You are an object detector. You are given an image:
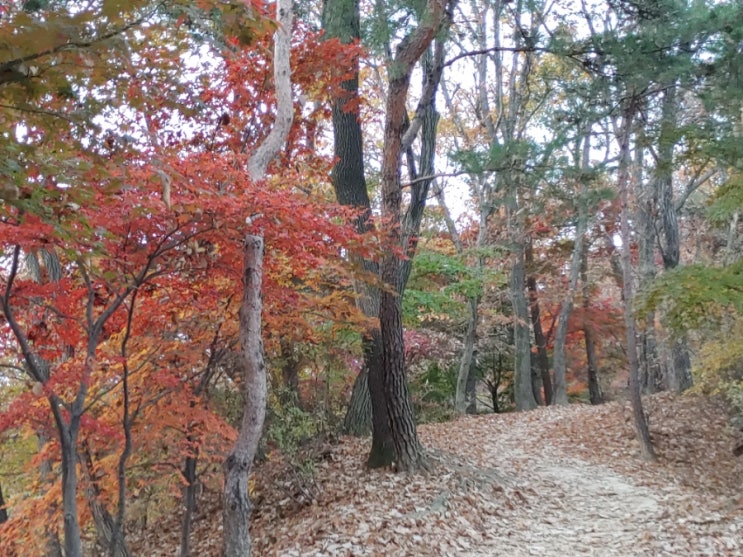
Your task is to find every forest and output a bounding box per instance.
[0,0,742,555]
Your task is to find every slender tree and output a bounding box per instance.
[222,0,294,553]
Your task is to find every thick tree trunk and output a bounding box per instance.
[364,329,395,467]
[322,0,393,451]
[510,242,537,411]
[656,85,692,392]
[375,0,449,471]
[618,109,656,461]
[223,236,267,557]
[378,278,423,470]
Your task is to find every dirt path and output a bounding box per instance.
[140,394,743,556]
[431,400,743,557]
[465,450,662,556]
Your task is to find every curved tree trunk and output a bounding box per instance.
[375,0,450,471]
[223,1,294,553]
[222,236,267,557]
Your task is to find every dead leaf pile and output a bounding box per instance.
[129,393,742,556]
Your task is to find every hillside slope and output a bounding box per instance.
[133,393,743,556]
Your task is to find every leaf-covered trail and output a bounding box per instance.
[134,394,743,556]
[428,395,743,557]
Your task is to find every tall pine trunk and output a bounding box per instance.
[617,106,656,461]
[552,131,590,406]
[656,84,692,392]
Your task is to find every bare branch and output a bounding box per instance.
[247,0,294,181]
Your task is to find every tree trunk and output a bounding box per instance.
[378,279,423,470]
[180,453,198,557]
[375,0,449,471]
[364,329,395,467]
[553,130,592,405]
[223,236,267,557]
[181,342,223,557]
[527,274,552,405]
[465,356,478,414]
[656,84,692,392]
[280,338,300,404]
[633,122,664,394]
[581,245,604,405]
[222,0,294,549]
[526,244,553,405]
[322,0,393,451]
[0,483,7,524]
[342,369,372,436]
[618,108,656,461]
[81,441,130,557]
[61,425,83,557]
[455,297,479,413]
[510,242,537,411]
[436,159,485,415]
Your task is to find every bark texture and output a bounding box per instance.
[618,108,656,461]
[526,266,553,406]
[655,85,692,392]
[510,242,537,411]
[222,237,267,557]
[223,1,294,553]
[377,0,451,471]
[581,245,604,405]
[322,0,389,448]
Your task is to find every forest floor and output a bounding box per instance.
[134,393,743,556]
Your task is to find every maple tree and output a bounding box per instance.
[1,0,743,554]
[0,1,371,555]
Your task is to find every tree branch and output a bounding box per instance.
[0,3,165,86]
